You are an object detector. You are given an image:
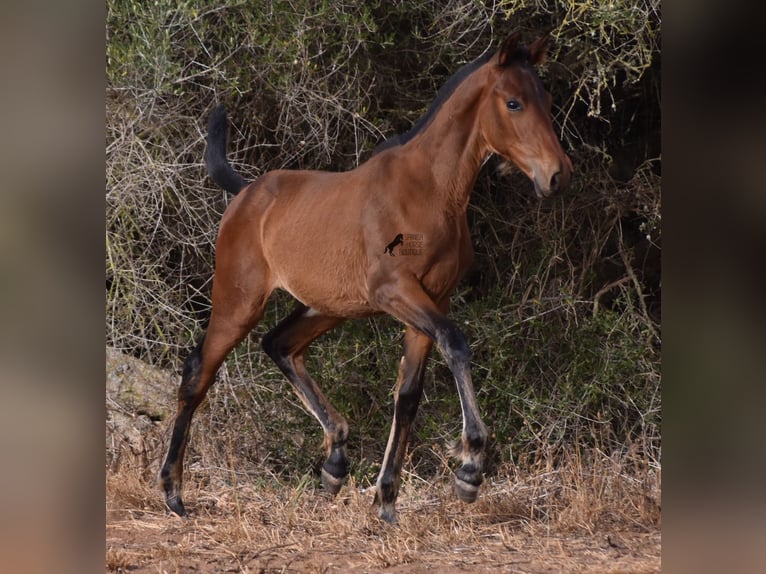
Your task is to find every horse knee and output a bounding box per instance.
[437,322,471,369]
[261,330,291,370]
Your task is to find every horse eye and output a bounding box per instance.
[506,99,522,112]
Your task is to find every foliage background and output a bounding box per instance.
[106,0,661,486]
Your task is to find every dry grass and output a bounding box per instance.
[106,341,660,572]
[106,430,660,573]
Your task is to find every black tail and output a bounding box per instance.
[204,104,247,196]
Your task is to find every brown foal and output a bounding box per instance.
[160,31,572,523]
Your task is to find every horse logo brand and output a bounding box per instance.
[384,233,424,256]
[384,234,404,255]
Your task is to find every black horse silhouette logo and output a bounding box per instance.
[384,233,404,256]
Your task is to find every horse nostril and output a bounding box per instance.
[550,171,561,192]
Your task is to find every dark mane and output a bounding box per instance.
[372,49,495,156]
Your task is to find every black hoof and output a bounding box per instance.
[321,448,348,494]
[454,464,482,503]
[161,471,187,516]
[378,505,398,524]
[372,489,398,523]
[454,479,480,503]
[165,495,187,517]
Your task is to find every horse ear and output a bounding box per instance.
[529,33,550,65]
[497,31,522,67]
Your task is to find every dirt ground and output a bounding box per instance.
[106,479,660,573]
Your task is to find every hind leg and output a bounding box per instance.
[260,304,349,493]
[160,240,271,516]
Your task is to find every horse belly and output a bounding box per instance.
[264,228,372,317]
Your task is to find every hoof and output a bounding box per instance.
[161,472,187,516]
[320,467,345,495]
[453,478,480,503]
[378,506,398,524]
[454,464,482,503]
[321,447,348,495]
[165,495,187,517]
[372,485,398,524]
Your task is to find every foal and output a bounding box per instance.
[161,31,572,523]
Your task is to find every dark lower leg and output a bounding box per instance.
[451,415,488,503]
[160,337,208,516]
[160,309,260,515]
[374,328,431,523]
[160,410,192,515]
[395,310,487,502]
[436,323,488,502]
[262,306,349,492]
[370,282,488,510]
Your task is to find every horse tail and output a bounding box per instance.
[204,104,247,196]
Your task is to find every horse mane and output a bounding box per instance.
[371,49,495,156]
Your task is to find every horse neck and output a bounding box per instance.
[409,66,491,213]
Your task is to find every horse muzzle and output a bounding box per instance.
[533,155,572,199]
